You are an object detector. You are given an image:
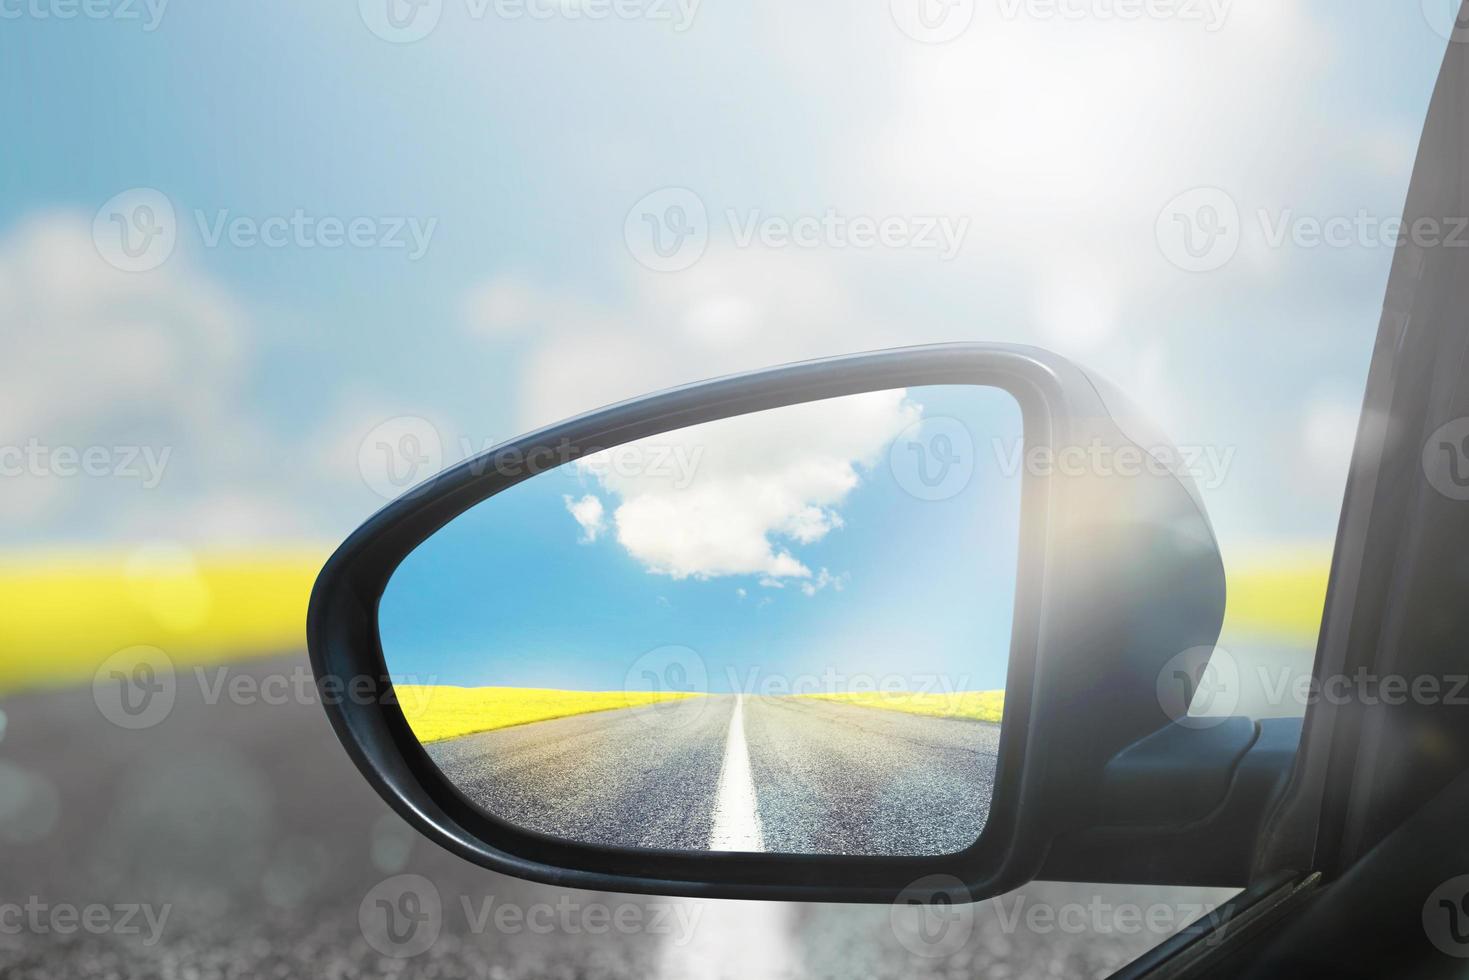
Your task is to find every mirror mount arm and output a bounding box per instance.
[1040,717,1304,886]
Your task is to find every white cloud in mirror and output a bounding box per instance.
[572,389,921,583]
[562,494,607,543]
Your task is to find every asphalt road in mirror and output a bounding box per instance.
[0,655,1234,978]
[426,694,998,855]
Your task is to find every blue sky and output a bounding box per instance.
[0,3,1456,698]
[380,385,1024,691]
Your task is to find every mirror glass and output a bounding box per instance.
[379,384,1023,856]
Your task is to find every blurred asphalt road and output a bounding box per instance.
[429,694,996,855]
[0,654,1232,979]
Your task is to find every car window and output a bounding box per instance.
[0,2,1454,977]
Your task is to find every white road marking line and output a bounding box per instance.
[709,693,764,852]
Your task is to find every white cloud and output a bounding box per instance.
[563,493,607,543]
[456,4,1347,454]
[800,567,848,598]
[574,389,921,582]
[0,215,241,442]
[475,248,900,433]
[0,214,272,536]
[454,0,1389,569]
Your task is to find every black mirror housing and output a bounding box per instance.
[307,343,1225,903]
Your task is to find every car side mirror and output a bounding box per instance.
[308,343,1226,902]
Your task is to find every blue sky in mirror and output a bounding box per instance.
[380,386,1022,693]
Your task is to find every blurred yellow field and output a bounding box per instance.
[393,685,704,743]
[1220,548,1333,643]
[0,546,328,695]
[0,545,1332,699]
[803,689,1006,723]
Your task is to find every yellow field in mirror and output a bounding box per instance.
[800,690,1005,723]
[392,685,1007,746]
[393,686,705,744]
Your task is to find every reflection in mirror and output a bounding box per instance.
[379,385,1023,856]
